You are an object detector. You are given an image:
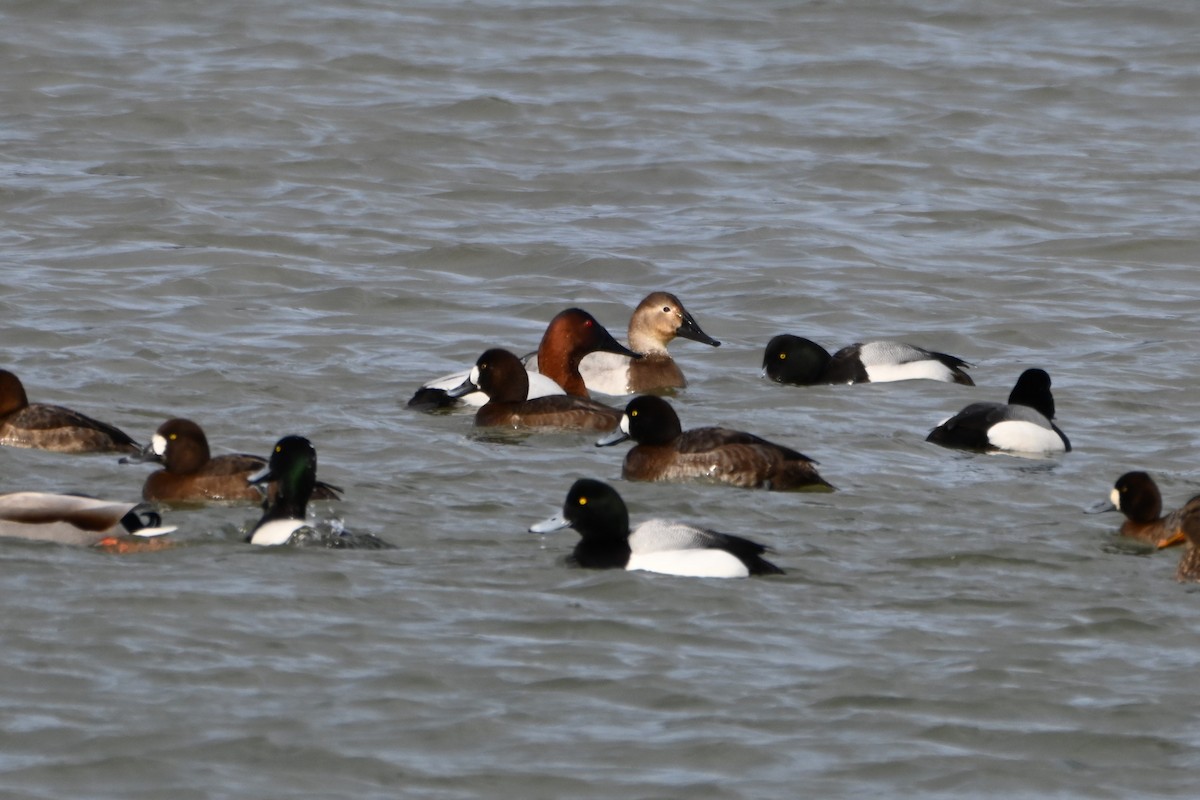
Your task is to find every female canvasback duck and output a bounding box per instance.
[529,478,784,577]
[571,292,721,395]
[408,308,638,409]
[926,368,1070,454]
[596,395,834,491]
[448,348,623,432]
[0,369,140,454]
[0,492,175,549]
[1097,472,1198,549]
[123,418,342,505]
[762,335,974,386]
[245,436,384,548]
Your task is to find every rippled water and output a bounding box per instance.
[3,0,1200,797]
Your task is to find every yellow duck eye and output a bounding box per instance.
[578,497,588,506]
[779,353,786,360]
[630,409,638,418]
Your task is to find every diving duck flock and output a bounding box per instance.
[2,290,1196,580]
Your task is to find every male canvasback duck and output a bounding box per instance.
[596,395,834,491]
[0,492,175,549]
[565,292,720,395]
[123,418,342,505]
[762,335,974,386]
[1096,472,1197,549]
[408,308,638,409]
[926,368,1070,454]
[529,478,784,577]
[447,349,623,432]
[0,369,140,454]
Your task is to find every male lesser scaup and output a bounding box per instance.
[448,348,623,432]
[529,478,784,577]
[926,368,1070,454]
[762,335,974,386]
[0,492,175,549]
[556,292,720,395]
[246,436,386,549]
[596,395,834,491]
[0,369,140,454]
[409,308,638,409]
[1097,472,1197,549]
[123,418,343,505]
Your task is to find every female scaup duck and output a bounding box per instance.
[596,395,833,491]
[0,369,140,454]
[0,492,175,549]
[447,348,623,432]
[530,478,783,577]
[762,335,974,386]
[926,368,1070,454]
[1099,472,1198,549]
[1171,508,1200,582]
[123,418,343,505]
[568,292,720,395]
[408,308,638,409]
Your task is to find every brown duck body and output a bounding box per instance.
[0,370,139,454]
[457,349,623,432]
[622,425,831,491]
[600,395,833,492]
[133,418,341,505]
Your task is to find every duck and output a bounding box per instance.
[408,308,639,409]
[1171,507,1200,582]
[530,479,783,577]
[0,492,175,549]
[1097,472,1198,549]
[244,435,386,548]
[596,395,833,491]
[925,368,1070,454]
[447,348,623,432]
[544,292,720,395]
[762,335,974,386]
[122,418,343,505]
[0,369,140,454]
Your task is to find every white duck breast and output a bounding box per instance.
[986,415,1068,454]
[577,351,635,396]
[248,519,309,547]
[625,520,752,578]
[857,342,959,383]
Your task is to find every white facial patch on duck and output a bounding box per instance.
[468,365,481,387]
[1110,487,1121,509]
[152,434,168,456]
[619,414,631,435]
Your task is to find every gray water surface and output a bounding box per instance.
[2,1,1200,797]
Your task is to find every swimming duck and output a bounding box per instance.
[409,308,638,409]
[123,418,343,505]
[529,478,784,577]
[926,368,1070,454]
[560,292,720,395]
[596,395,833,491]
[245,436,385,548]
[1098,472,1197,548]
[762,335,974,386]
[1172,508,1200,582]
[0,369,140,454]
[448,348,623,432]
[0,492,175,548]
